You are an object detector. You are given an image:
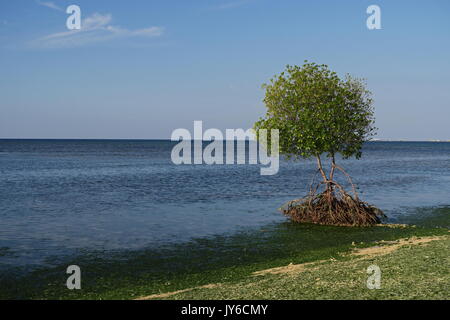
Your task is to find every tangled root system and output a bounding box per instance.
[281,183,385,227]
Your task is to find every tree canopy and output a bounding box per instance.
[254,62,376,161]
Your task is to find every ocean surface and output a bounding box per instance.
[1,140,450,270]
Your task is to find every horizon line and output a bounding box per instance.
[1,138,450,142]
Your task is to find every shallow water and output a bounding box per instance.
[0,140,449,269]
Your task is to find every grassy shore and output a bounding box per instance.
[1,208,449,300]
[141,235,449,300]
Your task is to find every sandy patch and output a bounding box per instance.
[252,236,448,277]
[351,236,447,258]
[136,283,221,300]
[375,223,411,228]
[252,259,329,276]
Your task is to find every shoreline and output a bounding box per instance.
[1,208,449,300]
[138,234,450,300]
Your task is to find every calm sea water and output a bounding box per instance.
[1,140,450,269]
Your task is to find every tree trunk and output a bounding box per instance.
[327,153,336,191]
[329,153,336,187]
[315,155,328,183]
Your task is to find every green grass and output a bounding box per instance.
[0,208,450,299]
[162,236,450,300]
[0,207,449,300]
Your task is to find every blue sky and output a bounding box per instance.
[1,0,449,140]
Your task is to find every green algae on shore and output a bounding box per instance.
[1,210,449,300]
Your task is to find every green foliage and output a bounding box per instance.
[254,61,376,160]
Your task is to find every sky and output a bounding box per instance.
[0,0,449,140]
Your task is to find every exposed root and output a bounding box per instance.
[280,184,385,227]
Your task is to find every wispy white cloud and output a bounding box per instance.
[30,13,164,48]
[36,0,63,12]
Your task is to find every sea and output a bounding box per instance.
[1,139,449,271]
